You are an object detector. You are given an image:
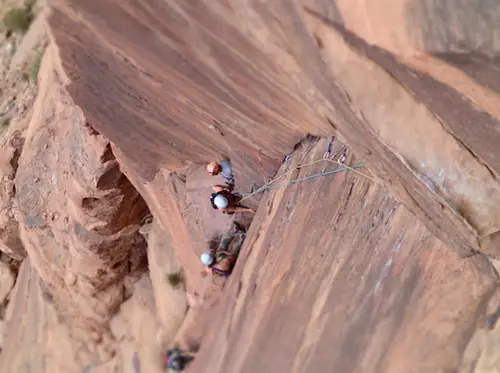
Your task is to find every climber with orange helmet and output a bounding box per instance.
[206,159,235,187]
[210,184,255,214]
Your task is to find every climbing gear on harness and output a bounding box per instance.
[338,147,347,164]
[321,137,344,172]
[200,252,214,266]
[211,266,232,278]
[213,194,229,209]
[206,161,221,175]
[323,136,335,160]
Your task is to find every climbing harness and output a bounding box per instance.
[322,143,346,172]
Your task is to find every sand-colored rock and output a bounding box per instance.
[47,0,335,192]
[9,7,48,71]
[0,120,27,260]
[300,8,500,257]
[0,262,14,305]
[305,0,500,57]
[0,259,95,373]
[191,139,498,373]
[460,286,500,373]
[146,218,188,337]
[14,41,150,348]
[109,274,169,373]
[0,0,499,372]
[44,0,500,263]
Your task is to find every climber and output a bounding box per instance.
[210,184,255,214]
[200,221,247,277]
[206,159,235,187]
[162,346,194,372]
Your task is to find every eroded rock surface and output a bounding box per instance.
[14,43,150,351]
[108,274,169,373]
[146,218,188,337]
[1,0,500,372]
[0,262,14,306]
[0,259,91,373]
[44,0,500,263]
[192,139,498,373]
[0,122,27,260]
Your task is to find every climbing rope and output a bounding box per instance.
[239,158,374,202]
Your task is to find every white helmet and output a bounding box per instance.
[214,194,229,209]
[200,252,214,266]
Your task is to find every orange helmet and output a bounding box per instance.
[206,161,220,175]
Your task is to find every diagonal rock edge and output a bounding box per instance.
[301,7,500,257]
[22,1,500,370]
[190,138,500,373]
[44,0,500,262]
[12,41,151,360]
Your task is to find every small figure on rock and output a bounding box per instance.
[206,159,235,187]
[200,221,246,278]
[210,185,255,214]
[162,346,194,372]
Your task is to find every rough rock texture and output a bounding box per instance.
[145,218,188,337]
[0,259,91,372]
[13,42,150,352]
[1,0,500,372]
[0,262,14,305]
[45,0,500,262]
[108,274,169,373]
[0,120,27,260]
[47,0,334,193]
[0,0,48,261]
[300,3,500,256]
[191,139,499,373]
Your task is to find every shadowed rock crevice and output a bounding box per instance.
[11,44,153,361]
[435,52,500,95]
[0,127,28,262]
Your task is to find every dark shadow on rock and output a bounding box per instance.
[305,9,500,178]
[207,235,221,251]
[302,0,344,28]
[406,0,500,56]
[436,52,500,95]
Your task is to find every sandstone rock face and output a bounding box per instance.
[46,0,500,263]
[301,3,500,256]
[0,259,90,373]
[109,274,169,373]
[0,262,14,305]
[14,43,150,347]
[192,139,498,373]
[47,0,334,193]
[0,124,27,260]
[1,0,499,372]
[146,218,188,337]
